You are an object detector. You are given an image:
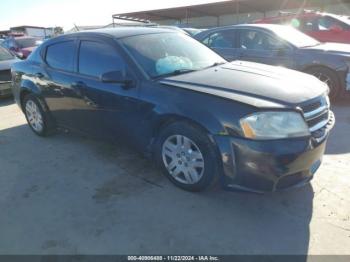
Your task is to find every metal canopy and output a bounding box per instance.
[113,0,350,22]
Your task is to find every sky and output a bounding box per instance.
[0,0,225,31]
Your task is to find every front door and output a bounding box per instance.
[68,39,140,140]
[237,29,295,68]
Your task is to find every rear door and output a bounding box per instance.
[201,29,240,61]
[41,39,79,128]
[237,28,295,68]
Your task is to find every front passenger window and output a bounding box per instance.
[239,30,285,51]
[78,41,125,78]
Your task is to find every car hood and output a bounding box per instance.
[303,42,350,56]
[159,61,327,108]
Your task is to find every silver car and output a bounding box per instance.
[0,46,18,97]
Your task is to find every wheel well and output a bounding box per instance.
[155,115,212,139]
[149,115,217,156]
[19,90,31,111]
[303,65,340,82]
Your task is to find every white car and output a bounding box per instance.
[0,46,18,97]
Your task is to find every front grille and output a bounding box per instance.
[302,101,322,113]
[300,95,330,134]
[0,69,11,82]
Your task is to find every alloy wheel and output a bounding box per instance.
[162,135,205,185]
[25,100,44,133]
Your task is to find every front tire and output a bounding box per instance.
[306,67,340,101]
[155,122,220,192]
[23,94,54,137]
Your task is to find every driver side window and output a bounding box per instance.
[78,41,126,78]
[239,30,286,51]
[202,30,235,48]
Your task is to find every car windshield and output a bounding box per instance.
[271,26,321,48]
[0,47,14,61]
[121,32,226,78]
[15,38,37,48]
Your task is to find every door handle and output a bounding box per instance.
[71,81,86,88]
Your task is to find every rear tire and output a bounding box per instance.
[23,94,55,137]
[306,67,340,101]
[155,122,220,192]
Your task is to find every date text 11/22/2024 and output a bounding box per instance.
[127,256,219,261]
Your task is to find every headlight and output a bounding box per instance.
[240,111,310,140]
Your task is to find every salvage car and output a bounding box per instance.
[11,28,334,192]
[0,46,18,97]
[196,24,350,100]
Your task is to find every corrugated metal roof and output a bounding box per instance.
[114,0,350,21]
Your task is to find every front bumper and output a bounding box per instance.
[214,113,335,193]
[0,81,12,97]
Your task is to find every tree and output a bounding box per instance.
[54,27,64,35]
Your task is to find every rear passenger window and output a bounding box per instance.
[78,41,125,78]
[46,41,75,71]
[203,30,235,48]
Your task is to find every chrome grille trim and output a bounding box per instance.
[301,96,330,133]
[303,105,328,119]
[309,119,329,133]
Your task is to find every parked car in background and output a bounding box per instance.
[196,24,350,100]
[255,11,350,44]
[0,46,18,97]
[12,28,334,192]
[1,36,38,59]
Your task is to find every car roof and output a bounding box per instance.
[65,27,177,39]
[201,23,288,33]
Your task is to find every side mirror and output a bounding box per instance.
[100,70,133,87]
[330,25,343,33]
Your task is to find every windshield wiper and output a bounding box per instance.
[301,43,322,48]
[204,61,226,69]
[153,69,198,80]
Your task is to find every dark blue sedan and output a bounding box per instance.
[195,24,350,100]
[11,27,334,192]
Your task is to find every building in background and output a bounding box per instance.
[10,26,54,39]
[0,30,11,38]
[113,0,350,28]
